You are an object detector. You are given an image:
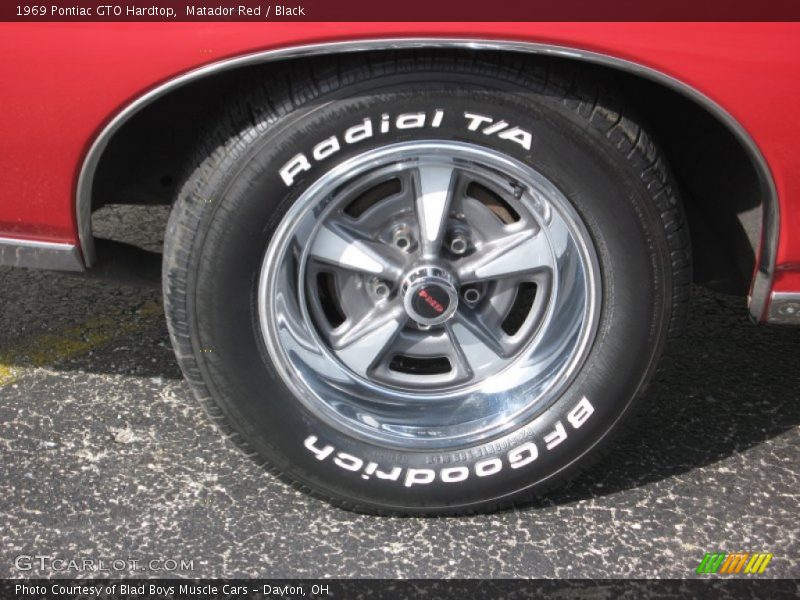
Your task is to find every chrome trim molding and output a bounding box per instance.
[0,237,84,272]
[767,292,800,324]
[75,37,779,319]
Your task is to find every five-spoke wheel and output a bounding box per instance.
[260,142,600,448]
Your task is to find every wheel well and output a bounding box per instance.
[90,48,764,295]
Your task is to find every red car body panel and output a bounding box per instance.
[1,22,799,293]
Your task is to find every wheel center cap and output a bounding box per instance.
[401,266,459,326]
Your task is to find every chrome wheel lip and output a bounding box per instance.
[259,140,601,450]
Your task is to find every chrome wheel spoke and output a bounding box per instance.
[452,311,508,358]
[310,224,403,279]
[458,230,553,284]
[446,318,505,377]
[414,165,456,258]
[442,324,476,382]
[333,306,408,377]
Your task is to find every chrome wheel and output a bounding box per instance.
[259,141,601,449]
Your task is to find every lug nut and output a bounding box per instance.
[369,277,392,299]
[463,287,481,304]
[374,281,391,298]
[393,227,413,252]
[449,234,469,255]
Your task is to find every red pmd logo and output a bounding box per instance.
[418,289,445,314]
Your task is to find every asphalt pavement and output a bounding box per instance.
[1,205,798,579]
